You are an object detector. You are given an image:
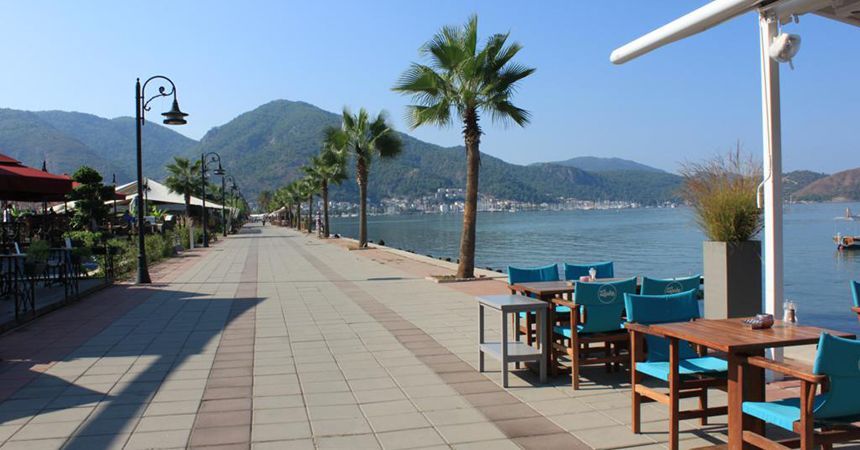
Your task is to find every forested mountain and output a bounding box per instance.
[544,156,664,173]
[795,169,860,201]
[783,170,829,197]
[192,100,683,204]
[0,108,197,182]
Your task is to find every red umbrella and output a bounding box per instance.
[0,153,73,201]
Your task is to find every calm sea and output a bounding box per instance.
[330,202,860,333]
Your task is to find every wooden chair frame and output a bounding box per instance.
[627,322,728,450]
[852,306,860,323]
[740,356,860,450]
[551,298,628,389]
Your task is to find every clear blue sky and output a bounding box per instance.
[1,1,857,173]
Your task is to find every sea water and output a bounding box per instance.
[330,202,860,332]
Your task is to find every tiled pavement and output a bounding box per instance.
[0,223,850,449]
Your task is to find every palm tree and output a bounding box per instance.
[164,156,202,226]
[307,147,347,238]
[323,108,402,247]
[393,15,535,278]
[286,182,303,230]
[257,190,273,212]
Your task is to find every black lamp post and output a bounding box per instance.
[135,76,188,284]
[200,152,222,248]
[222,175,237,236]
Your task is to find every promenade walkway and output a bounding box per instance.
[0,224,747,449]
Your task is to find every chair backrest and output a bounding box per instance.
[812,333,860,420]
[641,275,702,296]
[574,277,637,333]
[624,290,700,362]
[507,264,559,285]
[852,280,860,308]
[564,261,614,280]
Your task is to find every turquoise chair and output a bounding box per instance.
[563,261,614,280]
[624,290,728,450]
[507,264,559,286]
[640,275,701,296]
[741,333,860,449]
[551,277,636,389]
[507,264,560,346]
[852,281,860,323]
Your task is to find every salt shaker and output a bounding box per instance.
[783,301,797,325]
[588,267,597,281]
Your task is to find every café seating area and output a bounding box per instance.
[496,261,860,450]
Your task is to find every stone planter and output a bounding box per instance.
[703,240,762,319]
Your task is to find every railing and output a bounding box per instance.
[0,244,116,324]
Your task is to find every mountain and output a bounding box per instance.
[0,108,197,182]
[782,170,828,197]
[545,156,665,173]
[795,169,860,201]
[194,100,682,204]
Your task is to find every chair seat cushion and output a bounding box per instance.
[635,356,727,381]
[742,396,826,431]
[552,324,625,338]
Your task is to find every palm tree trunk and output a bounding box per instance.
[357,157,368,247]
[296,203,302,231]
[307,196,313,234]
[458,108,481,279]
[322,181,330,238]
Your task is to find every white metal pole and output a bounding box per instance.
[759,13,784,363]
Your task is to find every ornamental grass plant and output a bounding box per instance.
[680,149,763,242]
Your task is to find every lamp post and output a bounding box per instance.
[135,76,188,284]
[200,152,222,248]
[112,173,117,220]
[222,175,237,236]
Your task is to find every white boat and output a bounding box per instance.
[834,208,860,250]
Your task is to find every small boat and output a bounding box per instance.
[834,208,860,250]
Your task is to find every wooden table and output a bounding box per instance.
[853,306,860,322]
[650,318,855,449]
[477,295,548,387]
[508,280,576,300]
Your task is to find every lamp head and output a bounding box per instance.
[769,33,801,69]
[162,99,189,125]
[213,163,225,176]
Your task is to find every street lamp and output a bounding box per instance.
[135,76,188,284]
[222,175,237,236]
[200,152,222,247]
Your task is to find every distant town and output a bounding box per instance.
[327,188,676,217]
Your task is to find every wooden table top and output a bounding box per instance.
[852,306,860,314]
[508,280,575,296]
[650,318,855,353]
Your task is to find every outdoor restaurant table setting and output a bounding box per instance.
[645,317,855,449]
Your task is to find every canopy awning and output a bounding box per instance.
[609,0,859,363]
[116,178,230,211]
[0,153,73,202]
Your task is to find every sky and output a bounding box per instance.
[1,1,858,174]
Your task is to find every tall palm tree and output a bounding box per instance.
[164,156,202,225]
[307,147,347,238]
[393,15,535,278]
[323,108,402,247]
[286,182,303,230]
[298,175,319,234]
[257,190,273,212]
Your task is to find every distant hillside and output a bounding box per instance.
[194,100,682,204]
[796,168,860,201]
[0,108,197,182]
[545,156,665,173]
[783,170,828,197]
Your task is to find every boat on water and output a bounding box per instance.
[834,208,860,250]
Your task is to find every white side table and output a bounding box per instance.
[477,294,548,387]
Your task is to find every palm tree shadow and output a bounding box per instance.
[0,285,260,449]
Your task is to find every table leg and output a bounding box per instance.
[501,311,508,388]
[544,296,555,375]
[539,307,547,383]
[515,311,521,369]
[728,351,765,449]
[479,304,484,373]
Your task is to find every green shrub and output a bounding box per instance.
[680,149,762,242]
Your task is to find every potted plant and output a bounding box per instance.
[25,239,51,277]
[681,149,763,319]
